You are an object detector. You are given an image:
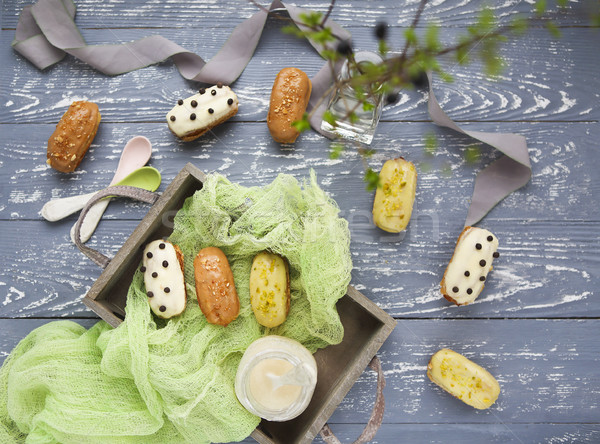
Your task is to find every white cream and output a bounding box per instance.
[249,358,302,411]
[166,85,238,138]
[235,336,317,421]
[142,240,186,318]
[444,227,499,305]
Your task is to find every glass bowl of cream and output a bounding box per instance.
[235,335,318,422]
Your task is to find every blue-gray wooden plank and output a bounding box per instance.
[2,26,599,123]
[313,424,600,444]
[1,319,599,427]
[2,0,596,28]
[0,122,598,318]
[1,122,598,222]
[1,217,598,318]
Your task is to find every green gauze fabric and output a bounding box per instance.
[0,172,352,443]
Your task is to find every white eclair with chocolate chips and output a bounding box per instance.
[166,84,238,142]
[141,240,186,318]
[440,227,500,305]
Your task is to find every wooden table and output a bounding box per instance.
[1,0,599,442]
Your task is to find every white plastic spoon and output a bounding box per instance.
[42,190,101,222]
[69,136,152,244]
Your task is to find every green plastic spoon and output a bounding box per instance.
[113,166,161,192]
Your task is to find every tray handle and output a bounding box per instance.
[73,186,160,268]
[319,355,385,444]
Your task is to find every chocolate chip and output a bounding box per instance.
[487,235,493,242]
[190,113,196,120]
[493,252,500,258]
[177,99,183,105]
[159,243,165,249]
[452,286,459,293]
[159,305,166,312]
[140,266,146,273]
[191,100,198,107]
[466,288,473,295]
[479,259,486,267]
[170,115,176,122]
[162,260,169,268]
[199,88,206,94]
[164,287,170,293]
[217,82,223,88]
[464,271,470,277]
[475,243,482,250]
[146,252,153,259]
[152,272,158,278]
[227,98,233,105]
[208,108,214,114]
[211,89,217,96]
[147,291,154,298]
[479,276,486,282]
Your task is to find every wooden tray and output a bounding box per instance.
[82,163,396,444]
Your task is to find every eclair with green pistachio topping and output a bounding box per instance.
[372,157,417,233]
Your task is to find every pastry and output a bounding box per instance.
[427,348,501,410]
[267,67,312,143]
[249,252,290,328]
[166,83,238,142]
[142,240,186,319]
[440,227,499,305]
[372,157,417,232]
[47,101,101,173]
[193,247,239,326]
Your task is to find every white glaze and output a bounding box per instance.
[166,85,238,137]
[444,227,499,305]
[142,240,186,318]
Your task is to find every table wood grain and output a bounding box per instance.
[1,0,599,442]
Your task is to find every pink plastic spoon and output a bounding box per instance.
[69,136,152,244]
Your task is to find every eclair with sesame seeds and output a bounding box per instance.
[47,101,100,173]
[166,84,238,142]
[193,247,239,326]
[142,240,186,319]
[267,68,312,143]
[372,157,417,233]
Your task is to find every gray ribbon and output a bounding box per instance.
[12,0,349,84]
[427,73,532,226]
[13,0,530,226]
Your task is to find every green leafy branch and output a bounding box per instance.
[249,0,599,189]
